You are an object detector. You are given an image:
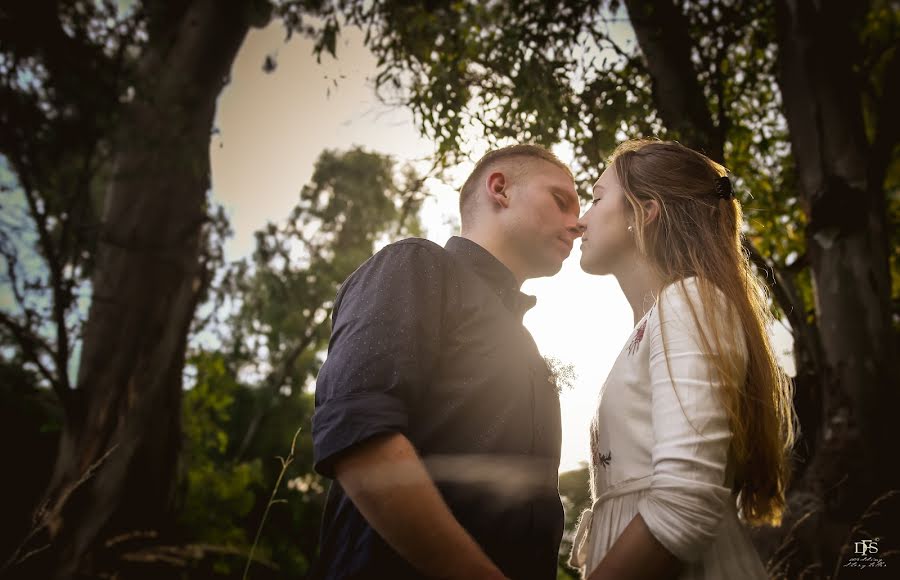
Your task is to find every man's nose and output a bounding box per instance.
[567,223,584,239]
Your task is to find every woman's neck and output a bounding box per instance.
[615,258,665,326]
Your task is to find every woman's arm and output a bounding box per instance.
[590,279,745,578]
[586,512,683,580]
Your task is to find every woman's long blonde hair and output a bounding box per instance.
[612,139,796,527]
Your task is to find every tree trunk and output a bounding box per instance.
[772,0,898,571]
[622,0,723,161]
[4,2,254,578]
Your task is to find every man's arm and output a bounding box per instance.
[333,432,508,580]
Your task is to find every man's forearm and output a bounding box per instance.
[334,433,507,580]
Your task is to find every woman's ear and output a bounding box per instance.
[642,199,660,225]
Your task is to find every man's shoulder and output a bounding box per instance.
[332,238,455,315]
[342,238,452,289]
[381,237,448,258]
[363,237,453,270]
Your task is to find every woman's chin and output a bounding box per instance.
[579,255,609,276]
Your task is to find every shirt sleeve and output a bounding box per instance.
[312,241,446,478]
[636,278,747,562]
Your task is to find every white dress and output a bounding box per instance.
[569,277,769,579]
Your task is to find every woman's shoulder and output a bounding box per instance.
[653,276,741,334]
[657,276,730,312]
[653,276,747,356]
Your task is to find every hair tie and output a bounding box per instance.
[715,176,734,200]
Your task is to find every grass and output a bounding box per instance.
[242,426,303,580]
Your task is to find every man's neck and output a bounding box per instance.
[459,230,526,287]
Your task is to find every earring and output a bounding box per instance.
[627,225,633,232]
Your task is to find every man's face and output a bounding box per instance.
[504,159,582,278]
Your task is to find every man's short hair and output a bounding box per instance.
[459,144,573,224]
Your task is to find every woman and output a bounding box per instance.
[569,140,796,579]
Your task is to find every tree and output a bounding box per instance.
[0,1,269,576]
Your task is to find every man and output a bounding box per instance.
[310,144,582,579]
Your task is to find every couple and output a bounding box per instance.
[309,141,795,580]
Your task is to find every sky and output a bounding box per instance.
[210,20,795,472]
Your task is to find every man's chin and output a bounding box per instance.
[531,260,564,279]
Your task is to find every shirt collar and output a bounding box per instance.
[445,236,538,319]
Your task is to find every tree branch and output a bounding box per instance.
[0,311,61,395]
[623,0,722,161]
[18,175,73,393]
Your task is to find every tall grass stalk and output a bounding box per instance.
[242,426,302,580]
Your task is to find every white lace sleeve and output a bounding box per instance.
[636,277,747,562]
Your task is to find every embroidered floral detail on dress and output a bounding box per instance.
[598,450,612,468]
[627,316,649,355]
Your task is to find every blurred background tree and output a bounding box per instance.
[1,0,896,578]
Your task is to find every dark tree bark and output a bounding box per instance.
[3,1,259,578]
[623,0,724,161]
[773,0,899,567]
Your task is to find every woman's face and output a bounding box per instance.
[577,164,636,275]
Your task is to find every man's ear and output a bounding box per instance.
[642,199,660,225]
[486,171,510,208]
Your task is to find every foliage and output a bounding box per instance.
[178,347,318,577]
[180,352,264,551]
[545,355,578,394]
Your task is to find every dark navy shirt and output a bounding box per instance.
[310,236,564,580]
